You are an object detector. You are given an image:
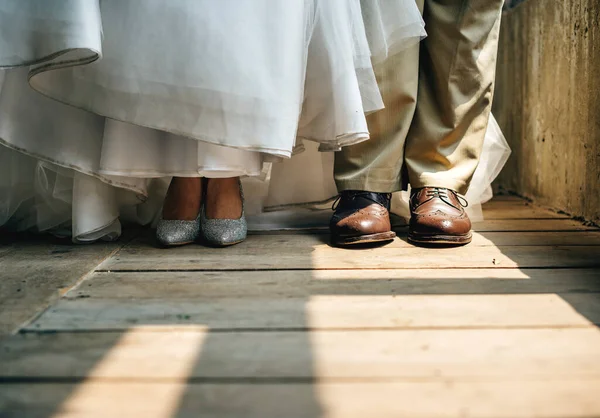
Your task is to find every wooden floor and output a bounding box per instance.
[1,196,600,418]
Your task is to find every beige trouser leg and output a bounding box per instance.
[333,0,423,192]
[335,0,504,195]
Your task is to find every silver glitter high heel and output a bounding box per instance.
[156,213,201,247]
[201,179,247,247]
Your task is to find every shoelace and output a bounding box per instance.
[412,187,468,210]
[332,191,392,211]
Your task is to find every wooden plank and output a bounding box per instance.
[252,231,600,246]
[470,219,595,231]
[2,380,600,418]
[484,195,525,202]
[246,204,569,232]
[480,207,568,219]
[480,200,573,218]
[99,240,600,270]
[116,229,600,256]
[481,199,533,209]
[0,238,126,336]
[248,218,594,233]
[24,268,600,331]
[471,231,600,246]
[67,268,600,299]
[227,231,600,246]
[128,229,600,249]
[24,293,600,331]
[247,205,589,231]
[2,328,600,379]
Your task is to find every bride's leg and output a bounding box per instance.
[156,177,203,247]
[162,177,203,220]
[205,177,243,220]
[201,177,247,246]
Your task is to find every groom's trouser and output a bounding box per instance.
[334,0,504,195]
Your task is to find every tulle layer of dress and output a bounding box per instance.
[0,0,426,157]
[0,0,508,242]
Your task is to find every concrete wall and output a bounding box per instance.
[493,0,600,224]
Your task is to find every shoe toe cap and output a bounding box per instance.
[156,219,200,246]
[332,208,391,237]
[202,218,247,246]
[410,211,471,235]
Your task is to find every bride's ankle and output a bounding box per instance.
[162,177,203,220]
[205,177,242,220]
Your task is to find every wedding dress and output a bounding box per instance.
[0,0,508,242]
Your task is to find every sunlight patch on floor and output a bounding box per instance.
[53,327,208,418]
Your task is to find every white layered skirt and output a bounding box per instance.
[0,0,508,242]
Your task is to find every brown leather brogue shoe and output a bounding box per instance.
[330,191,396,246]
[408,187,472,246]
